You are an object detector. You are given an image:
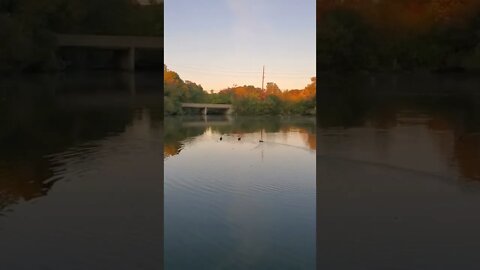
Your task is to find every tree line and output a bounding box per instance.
[317,0,480,72]
[0,0,163,73]
[164,65,316,116]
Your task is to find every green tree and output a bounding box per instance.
[266,82,281,96]
[317,8,375,71]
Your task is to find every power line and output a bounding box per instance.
[178,73,309,79]
[168,63,313,75]
[170,72,312,79]
[168,67,312,78]
[172,66,258,74]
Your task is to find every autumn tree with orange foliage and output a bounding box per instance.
[215,77,315,115]
[164,65,206,115]
[164,66,316,115]
[317,0,480,71]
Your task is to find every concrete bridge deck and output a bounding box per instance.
[181,103,233,115]
[181,103,232,109]
[55,34,163,71]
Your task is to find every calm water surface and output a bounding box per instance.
[0,72,163,269]
[164,116,316,269]
[317,73,480,270]
[4,72,480,269]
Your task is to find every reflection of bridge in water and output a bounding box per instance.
[182,120,232,127]
[181,103,233,115]
[181,115,233,127]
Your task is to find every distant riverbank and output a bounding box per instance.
[164,66,316,116]
[0,1,163,73]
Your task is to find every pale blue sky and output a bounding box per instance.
[165,0,316,91]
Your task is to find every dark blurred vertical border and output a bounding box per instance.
[160,2,165,270]
[160,69,164,270]
[160,65,164,270]
[156,2,165,270]
[160,4,165,270]
[315,1,320,269]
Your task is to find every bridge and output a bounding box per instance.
[56,34,163,71]
[181,103,233,115]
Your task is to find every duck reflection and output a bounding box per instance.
[163,116,317,159]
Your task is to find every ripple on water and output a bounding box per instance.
[165,125,316,269]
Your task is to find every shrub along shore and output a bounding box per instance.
[164,66,316,116]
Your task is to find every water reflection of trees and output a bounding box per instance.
[317,73,480,182]
[164,116,316,158]
[0,106,130,213]
[164,117,207,157]
[430,96,480,181]
[0,74,162,215]
[0,160,55,213]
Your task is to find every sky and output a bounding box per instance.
[165,0,316,91]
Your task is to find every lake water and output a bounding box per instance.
[3,72,480,269]
[0,72,164,269]
[317,73,480,270]
[164,116,316,269]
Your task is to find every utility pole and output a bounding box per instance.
[261,65,265,92]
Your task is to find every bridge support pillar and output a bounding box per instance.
[202,107,208,116]
[120,73,136,95]
[119,47,135,71]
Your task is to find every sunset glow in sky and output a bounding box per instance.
[165,0,316,91]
